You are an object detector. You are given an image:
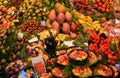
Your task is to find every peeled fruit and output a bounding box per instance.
[70,32,77,38]
[55,2,61,9]
[62,23,70,34]
[57,13,65,24]
[49,9,56,22]
[51,21,60,32]
[65,12,72,22]
[71,22,77,32]
[57,5,66,13]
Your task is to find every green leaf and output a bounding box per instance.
[24,61,32,69]
[110,43,116,52]
[63,65,72,76]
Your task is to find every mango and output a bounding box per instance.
[65,12,72,22]
[51,21,60,32]
[49,9,56,22]
[57,13,65,24]
[62,23,70,34]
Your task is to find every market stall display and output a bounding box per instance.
[0,0,120,78]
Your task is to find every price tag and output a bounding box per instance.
[28,37,38,43]
[41,21,46,26]
[18,32,24,38]
[32,56,46,74]
[62,40,75,47]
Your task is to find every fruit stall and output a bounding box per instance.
[0,0,120,78]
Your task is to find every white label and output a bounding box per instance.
[43,8,46,12]
[62,40,75,47]
[18,32,24,38]
[41,21,46,26]
[28,37,38,43]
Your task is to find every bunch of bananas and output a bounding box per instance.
[73,10,103,33]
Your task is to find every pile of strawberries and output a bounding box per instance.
[88,32,118,65]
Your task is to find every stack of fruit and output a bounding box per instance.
[48,2,79,39]
[44,47,119,78]
[93,0,113,13]
[19,0,49,21]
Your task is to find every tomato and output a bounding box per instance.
[96,0,100,3]
[105,9,110,13]
[102,8,105,12]
[102,4,106,8]
[102,0,106,3]
[98,7,102,11]
[94,4,98,8]
[98,2,102,6]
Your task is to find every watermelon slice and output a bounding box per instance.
[57,54,69,66]
[109,65,119,77]
[52,67,64,77]
[86,51,99,66]
[94,65,113,77]
[69,49,88,61]
[72,66,93,77]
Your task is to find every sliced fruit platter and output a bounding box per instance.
[0,0,120,78]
